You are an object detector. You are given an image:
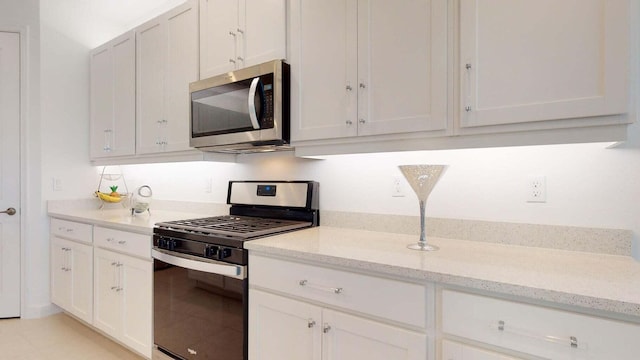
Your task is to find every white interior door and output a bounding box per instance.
[0,31,21,318]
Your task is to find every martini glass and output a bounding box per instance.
[398,165,447,251]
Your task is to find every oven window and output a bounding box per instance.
[154,261,246,360]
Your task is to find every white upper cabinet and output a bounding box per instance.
[289,0,448,142]
[357,0,448,137]
[459,0,630,129]
[136,0,199,154]
[89,31,136,159]
[199,0,286,79]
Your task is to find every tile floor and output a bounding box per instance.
[0,313,145,360]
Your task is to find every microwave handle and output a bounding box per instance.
[248,77,261,130]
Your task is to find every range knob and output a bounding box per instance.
[158,237,171,249]
[205,245,219,258]
[217,247,232,260]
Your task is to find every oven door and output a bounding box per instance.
[152,249,247,360]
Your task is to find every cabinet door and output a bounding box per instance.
[137,0,198,154]
[459,0,629,128]
[249,289,321,360]
[93,248,121,338]
[357,0,447,136]
[164,0,199,153]
[50,237,71,310]
[242,0,286,68]
[90,32,136,158]
[136,18,166,154]
[68,242,93,324]
[442,340,522,360]
[322,309,427,360]
[120,255,153,358]
[199,0,239,78]
[289,0,358,141]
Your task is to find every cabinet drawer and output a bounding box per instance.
[249,254,426,328]
[442,290,640,360]
[51,219,92,244]
[94,226,150,259]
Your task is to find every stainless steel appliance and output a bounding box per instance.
[189,60,290,153]
[152,181,319,360]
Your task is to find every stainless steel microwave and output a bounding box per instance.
[189,59,290,153]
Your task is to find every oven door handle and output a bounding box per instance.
[152,248,246,280]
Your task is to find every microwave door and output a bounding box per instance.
[191,77,264,137]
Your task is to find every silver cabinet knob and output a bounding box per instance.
[346,120,353,125]
[323,324,331,333]
[307,319,316,328]
[358,119,366,124]
[346,85,352,91]
[359,83,366,89]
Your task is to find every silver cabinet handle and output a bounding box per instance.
[237,28,244,34]
[358,119,366,124]
[118,240,127,245]
[237,56,244,61]
[0,208,16,216]
[229,31,236,37]
[307,319,316,328]
[229,59,236,64]
[103,129,112,152]
[323,324,331,333]
[299,280,343,294]
[359,83,366,89]
[570,336,578,348]
[346,120,353,125]
[346,85,352,91]
[464,62,473,113]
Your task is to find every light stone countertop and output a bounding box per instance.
[47,200,229,234]
[244,226,640,319]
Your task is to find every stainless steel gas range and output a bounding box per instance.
[152,181,319,360]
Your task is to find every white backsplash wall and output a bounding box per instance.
[118,137,640,260]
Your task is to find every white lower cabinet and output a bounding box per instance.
[94,247,152,358]
[440,289,640,360]
[442,340,522,360]
[250,289,426,360]
[248,254,430,360]
[50,236,93,324]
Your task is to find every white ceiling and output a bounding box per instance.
[40,0,187,48]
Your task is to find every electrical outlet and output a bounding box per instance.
[52,177,63,191]
[204,177,213,193]
[527,176,546,203]
[392,176,405,197]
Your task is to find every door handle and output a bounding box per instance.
[0,208,16,216]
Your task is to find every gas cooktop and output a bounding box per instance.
[155,215,313,239]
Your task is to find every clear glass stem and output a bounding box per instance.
[407,198,439,251]
[419,199,426,245]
